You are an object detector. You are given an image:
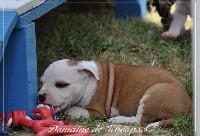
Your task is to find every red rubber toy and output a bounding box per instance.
[0,106,90,136]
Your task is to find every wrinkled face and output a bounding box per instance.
[38,59,98,112]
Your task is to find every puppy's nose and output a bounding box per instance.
[38,93,46,103]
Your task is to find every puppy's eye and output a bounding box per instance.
[55,82,69,88]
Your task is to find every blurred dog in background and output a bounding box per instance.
[148,0,191,39]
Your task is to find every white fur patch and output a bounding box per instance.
[76,78,97,107]
[145,122,160,129]
[108,116,138,124]
[136,95,149,124]
[110,107,120,117]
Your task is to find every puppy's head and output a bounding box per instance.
[38,59,99,112]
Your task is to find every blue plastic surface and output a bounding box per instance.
[115,0,146,19]
[0,11,18,61]
[0,22,38,115]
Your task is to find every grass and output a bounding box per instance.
[174,115,194,135]
[36,8,193,97]
[8,4,193,136]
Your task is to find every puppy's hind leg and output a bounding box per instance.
[139,83,192,128]
[108,94,149,125]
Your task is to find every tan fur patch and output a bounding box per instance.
[67,60,78,66]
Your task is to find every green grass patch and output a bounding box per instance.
[174,115,194,136]
[71,116,105,130]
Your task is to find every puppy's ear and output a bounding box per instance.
[77,61,99,80]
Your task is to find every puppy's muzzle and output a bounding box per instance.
[38,93,46,103]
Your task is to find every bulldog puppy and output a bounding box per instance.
[38,59,193,127]
[162,0,191,39]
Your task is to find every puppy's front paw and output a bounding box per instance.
[67,106,89,118]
